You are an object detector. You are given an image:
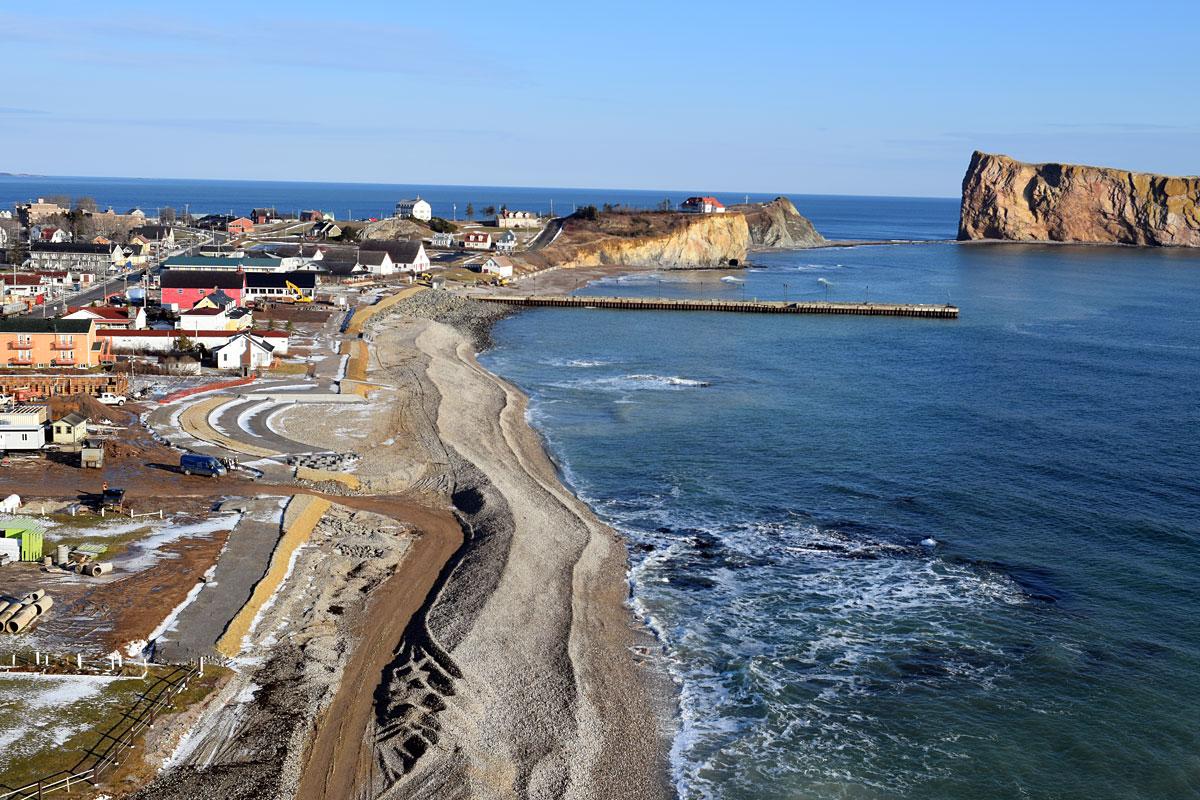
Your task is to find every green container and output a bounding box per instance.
[2,518,45,561]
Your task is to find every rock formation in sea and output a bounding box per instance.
[526,197,825,270]
[958,151,1200,246]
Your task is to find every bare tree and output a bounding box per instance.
[73,196,98,213]
[160,206,177,224]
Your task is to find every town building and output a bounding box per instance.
[162,255,291,273]
[431,231,456,248]
[496,209,541,228]
[495,231,518,253]
[227,217,255,236]
[307,220,342,240]
[681,196,726,213]
[129,225,175,248]
[211,332,276,371]
[159,270,246,311]
[0,405,47,452]
[177,306,233,333]
[0,318,110,369]
[64,305,146,330]
[251,208,277,225]
[300,210,325,222]
[243,271,318,302]
[29,242,121,273]
[17,198,68,225]
[36,226,68,243]
[359,241,429,273]
[50,412,88,445]
[356,250,394,276]
[98,328,290,355]
[479,255,515,278]
[395,198,432,222]
[0,274,47,299]
[462,232,493,251]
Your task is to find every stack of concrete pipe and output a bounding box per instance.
[0,590,53,634]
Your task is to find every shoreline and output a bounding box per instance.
[319,292,676,798]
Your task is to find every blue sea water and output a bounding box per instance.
[0,174,952,241]
[480,221,1200,797]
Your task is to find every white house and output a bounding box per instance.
[479,255,515,278]
[431,231,456,249]
[177,306,230,333]
[390,241,429,273]
[357,250,394,276]
[462,232,492,251]
[395,197,432,222]
[495,231,518,253]
[211,332,275,371]
[681,196,726,214]
[496,209,540,228]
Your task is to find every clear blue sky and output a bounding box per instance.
[1,0,1196,197]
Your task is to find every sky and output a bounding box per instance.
[1,0,1197,197]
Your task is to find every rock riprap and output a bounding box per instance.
[958,151,1200,246]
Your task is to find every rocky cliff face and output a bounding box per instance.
[958,151,1200,246]
[533,211,752,270]
[529,197,825,270]
[736,196,827,249]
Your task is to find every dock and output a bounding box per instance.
[473,295,959,319]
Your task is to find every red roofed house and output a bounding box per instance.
[462,232,493,251]
[680,196,726,214]
[64,305,146,330]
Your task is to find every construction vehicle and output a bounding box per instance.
[286,280,314,303]
[99,486,125,510]
[80,444,104,469]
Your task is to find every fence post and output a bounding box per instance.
[77,653,82,669]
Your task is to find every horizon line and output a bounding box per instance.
[0,171,960,203]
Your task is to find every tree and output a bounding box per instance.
[427,217,457,233]
[483,205,496,217]
[602,203,614,213]
[73,196,98,213]
[175,333,194,352]
[574,205,599,221]
[465,202,475,220]
[160,206,177,224]
[337,224,361,243]
[45,195,70,209]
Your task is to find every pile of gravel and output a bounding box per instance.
[385,291,514,350]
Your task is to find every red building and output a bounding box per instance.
[227,217,254,236]
[159,270,246,311]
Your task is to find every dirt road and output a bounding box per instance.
[294,495,461,800]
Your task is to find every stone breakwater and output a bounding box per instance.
[958,150,1200,247]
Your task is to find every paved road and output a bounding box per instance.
[154,496,286,662]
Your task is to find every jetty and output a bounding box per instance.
[473,295,959,319]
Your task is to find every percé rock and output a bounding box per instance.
[958,151,1200,247]
[735,196,827,249]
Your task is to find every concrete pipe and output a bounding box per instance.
[56,545,69,565]
[73,562,86,573]
[6,605,38,633]
[88,563,111,577]
[24,589,45,602]
[0,604,21,627]
[0,601,12,620]
[43,556,54,568]
[33,596,53,614]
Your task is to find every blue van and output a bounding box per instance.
[180,453,227,477]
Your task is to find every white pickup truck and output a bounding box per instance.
[97,393,127,406]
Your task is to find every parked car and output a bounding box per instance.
[180,453,227,477]
[97,393,127,406]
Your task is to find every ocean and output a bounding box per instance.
[480,213,1200,797]
[7,175,1197,798]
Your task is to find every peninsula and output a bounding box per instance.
[958,151,1200,247]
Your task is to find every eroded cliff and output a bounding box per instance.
[527,197,824,270]
[958,151,1200,247]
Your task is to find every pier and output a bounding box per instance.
[473,295,959,319]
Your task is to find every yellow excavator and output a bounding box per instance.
[286,280,314,303]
